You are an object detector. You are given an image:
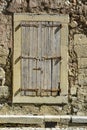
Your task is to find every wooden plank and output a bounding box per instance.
[47,22,51,96]
[42,22,47,96]
[32,22,37,96]
[43,22,51,96]
[40,22,44,96]
[27,24,33,96]
[37,22,41,96]
[21,26,28,96]
[52,22,60,96]
[54,22,61,56]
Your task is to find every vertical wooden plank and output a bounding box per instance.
[25,27,30,96]
[42,22,47,96]
[47,22,51,96]
[52,22,61,96]
[28,24,33,96]
[32,22,37,96]
[21,26,25,96]
[37,22,41,96]
[21,26,29,96]
[42,22,51,96]
[40,22,44,96]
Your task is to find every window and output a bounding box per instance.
[13,14,69,103]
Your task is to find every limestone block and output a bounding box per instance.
[69,21,78,28]
[15,0,22,4]
[74,34,87,45]
[0,67,5,86]
[71,86,77,96]
[74,45,87,58]
[29,0,38,8]
[60,116,71,124]
[0,46,9,65]
[73,107,78,113]
[78,58,87,68]
[78,74,87,86]
[0,86,9,98]
[77,91,87,102]
[78,69,87,76]
[77,111,85,116]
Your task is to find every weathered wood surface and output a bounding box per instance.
[21,22,60,96]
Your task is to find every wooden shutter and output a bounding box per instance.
[21,21,61,96]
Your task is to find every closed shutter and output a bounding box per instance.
[21,21,61,96]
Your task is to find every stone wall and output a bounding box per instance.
[0,0,87,117]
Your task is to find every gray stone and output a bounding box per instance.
[0,86,9,98]
[72,116,87,123]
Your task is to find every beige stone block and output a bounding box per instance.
[74,34,87,45]
[29,0,38,8]
[60,116,71,125]
[69,21,78,28]
[78,58,87,68]
[78,69,87,76]
[0,86,9,98]
[78,74,87,86]
[71,86,77,96]
[74,45,87,58]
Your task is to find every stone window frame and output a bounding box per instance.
[13,14,69,104]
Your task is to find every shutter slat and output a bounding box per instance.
[32,23,37,96]
[40,22,45,96]
[28,25,33,96]
[52,22,60,96]
[21,27,29,96]
[36,22,41,96]
[46,22,51,96]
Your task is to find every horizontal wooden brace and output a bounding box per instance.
[20,88,61,92]
[15,56,61,64]
[42,56,61,60]
[20,88,38,92]
[41,89,61,92]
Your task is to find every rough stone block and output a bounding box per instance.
[74,34,87,45]
[78,58,87,68]
[77,111,85,116]
[69,21,78,28]
[0,86,9,98]
[60,116,71,125]
[74,45,87,58]
[78,69,87,76]
[44,115,60,123]
[29,0,38,8]
[78,74,87,86]
[71,86,77,96]
[77,91,87,102]
[0,46,9,65]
